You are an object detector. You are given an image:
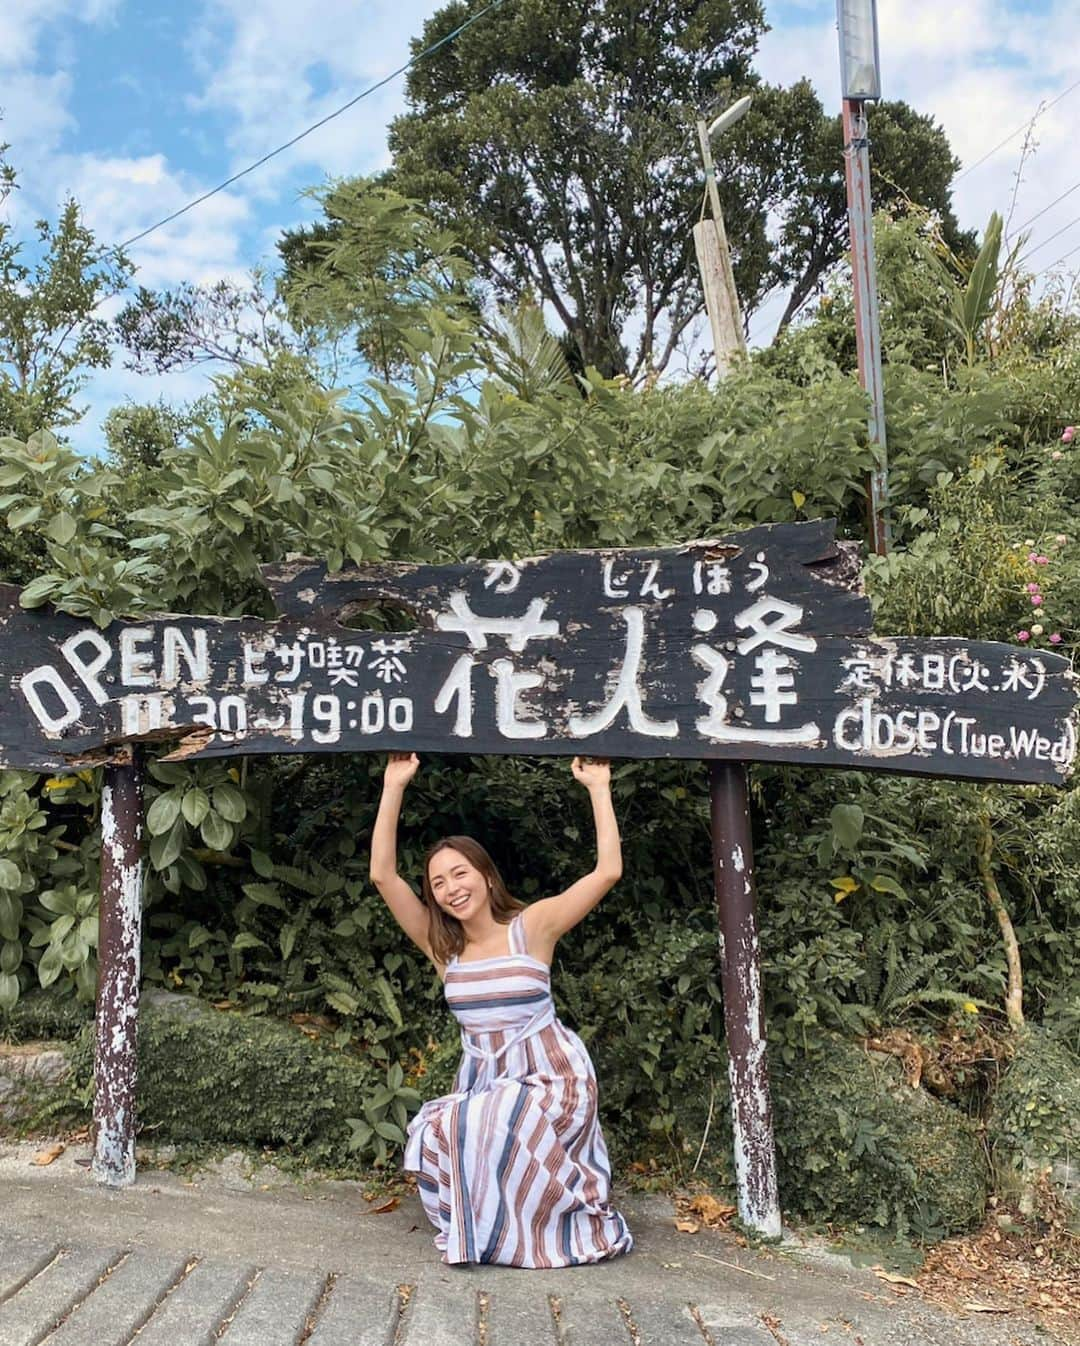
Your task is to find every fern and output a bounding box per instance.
[889,990,997,1015]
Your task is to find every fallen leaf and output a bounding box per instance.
[687,1194,737,1226]
[873,1268,919,1289]
[367,1196,400,1214]
[962,1302,1011,1313]
[675,1219,700,1234]
[31,1143,65,1166]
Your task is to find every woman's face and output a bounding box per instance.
[427,847,489,921]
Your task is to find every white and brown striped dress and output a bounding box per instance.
[403,911,632,1267]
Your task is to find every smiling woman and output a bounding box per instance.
[368,751,632,1268]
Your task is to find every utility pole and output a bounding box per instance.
[693,100,750,380]
[838,0,890,555]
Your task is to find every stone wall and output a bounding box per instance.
[0,1042,71,1125]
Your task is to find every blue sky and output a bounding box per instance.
[2,0,1078,449]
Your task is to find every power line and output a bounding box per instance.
[954,73,1080,182]
[1021,209,1080,263]
[1043,238,1080,272]
[1012,176,1080,235]
[118,0,508,251]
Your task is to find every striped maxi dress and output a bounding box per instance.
[403,911,632,1267]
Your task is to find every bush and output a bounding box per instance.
[62,993,414,1169]
[988,1026,1080,1199]
[771,1038,987,1238]
[0,987,93,1044]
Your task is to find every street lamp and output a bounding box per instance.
[836,0,889,555]
[694,96,752,379]
[837,0,881,100]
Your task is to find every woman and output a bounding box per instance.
[369,751,632,1267]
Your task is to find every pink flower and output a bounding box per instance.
[1026,582,1040,592]
[1050,633,1064,645]
[1028,552,1039,562]
[1031,594,1043,605]
[1017,630,1031,642]
[1036,555,1050,565]
[1062,427,1076,444]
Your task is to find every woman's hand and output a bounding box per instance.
[384,751,420,790]
[571,755,610,791]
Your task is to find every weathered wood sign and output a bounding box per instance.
[1,521,1075,783]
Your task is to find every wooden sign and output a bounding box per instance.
[0,521,1074,783]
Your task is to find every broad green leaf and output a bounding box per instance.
[7,503,42,530]
[46,511,78,545]
[148,760,189,786]
[200,811,233,851]
[147,791,183,836]
[16,576,57,608]
[149,817,186,870]
[0,971,18,1012]
[212,784,246,823]
[37,945,63,988]
[0,893,24,941]
[829,804,864,851]
[250,848,274,878]
[181,787,210,827]
[232,932,268,951]
[0,859,21,890]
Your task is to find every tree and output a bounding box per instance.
[387,0,964,376]
[768,99,969,338]
[0,166,132,438]
[278,179,476,382]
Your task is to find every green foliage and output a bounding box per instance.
[0,771,73,1011]
[0,985,93,1043]
[280,178,476,383]
[346,1058,423,1165]
[2,181,1079,1233]
[58,996,415,1169]
[988,1027,1080,1193]
[0,181,132,440]
[771,1038,987,1237]
[388,1,963,374]
[0,431,161,623]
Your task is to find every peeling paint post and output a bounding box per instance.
[709,760,782,1238]
[92,750,144,1188]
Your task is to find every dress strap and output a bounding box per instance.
[509,910,528,956]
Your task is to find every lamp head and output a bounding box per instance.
[837,0,881,100]
[707,95,752,139]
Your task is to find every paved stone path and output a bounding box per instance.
[0,1140,1054,1346]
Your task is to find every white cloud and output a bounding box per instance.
[186,0,436,191]
[56,152,251,286]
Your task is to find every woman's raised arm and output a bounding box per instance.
[525,757,623,949]
[369,752,433,958]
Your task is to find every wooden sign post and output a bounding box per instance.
[0,521,1074,1224]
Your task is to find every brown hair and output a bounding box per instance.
[421,835,524,966]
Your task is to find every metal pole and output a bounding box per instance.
[708,760,782,1237]
[92,749,144,1188]
[842,98,890,556]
